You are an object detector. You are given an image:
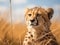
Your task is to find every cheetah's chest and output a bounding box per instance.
[26,28,37,40]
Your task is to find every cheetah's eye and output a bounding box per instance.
[36,14,41,17]
[28,14,31,16]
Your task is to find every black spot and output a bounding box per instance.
[46,34,49,37]
[28,37,30,39]
[25,39,27,41]
[31,35,33,37]
[28,32,31,33]
[28,42,32,45]
[32,39,34,41]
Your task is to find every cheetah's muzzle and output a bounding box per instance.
[30,19,38,26]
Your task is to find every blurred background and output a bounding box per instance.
[0,0,60,45]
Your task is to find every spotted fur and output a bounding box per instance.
[23,7,58,45]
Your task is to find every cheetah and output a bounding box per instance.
[23,7,58,45]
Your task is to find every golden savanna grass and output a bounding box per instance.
[0,16,60,45]
[0,16,27,45]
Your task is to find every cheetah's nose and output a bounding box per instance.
[30,19,35,22]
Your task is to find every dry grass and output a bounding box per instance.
[0,16,60,45]
[50,22,60,44]
[0,16,27,45]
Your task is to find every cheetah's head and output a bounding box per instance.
[25,7,54,29]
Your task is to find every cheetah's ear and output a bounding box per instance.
[25,8,29,13]
[46,8,54,19]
